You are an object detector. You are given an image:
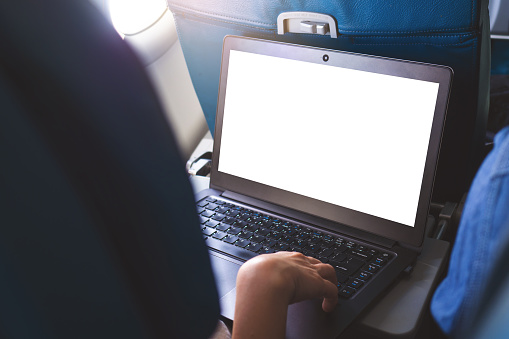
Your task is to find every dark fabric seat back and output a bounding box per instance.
[0,1,219,338]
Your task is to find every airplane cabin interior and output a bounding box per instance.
[1,0,509,338]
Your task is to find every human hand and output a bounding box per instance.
[237,251,338,312]
[233,252,338,339]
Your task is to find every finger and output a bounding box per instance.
[306,256,322,264]
[321,280,339,312]
[314,263,338,285]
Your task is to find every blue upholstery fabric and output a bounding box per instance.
[431,126,509,337]
[167,0,491,203]
[0,1,219,338]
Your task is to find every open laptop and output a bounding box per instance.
[194,35,452,338]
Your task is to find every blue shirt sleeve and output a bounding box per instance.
[431,126,509,336]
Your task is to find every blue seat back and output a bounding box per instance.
[167,0,491,203]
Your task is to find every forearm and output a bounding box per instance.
[233,282,288,338]
[231,252,338,338]
[232,258,291,339]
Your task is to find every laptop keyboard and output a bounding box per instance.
[197,196,393,299]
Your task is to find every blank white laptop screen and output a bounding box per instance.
[218,50,440,227]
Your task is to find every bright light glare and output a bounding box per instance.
[109,0,167,35]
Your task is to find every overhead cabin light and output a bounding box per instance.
[107,0,177,65]
[108,0,167,36]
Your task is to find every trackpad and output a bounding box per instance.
[209,252,242,319]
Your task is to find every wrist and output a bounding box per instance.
[233,255,293,339]
[236,255,294,304]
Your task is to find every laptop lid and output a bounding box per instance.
[210,36,452,248]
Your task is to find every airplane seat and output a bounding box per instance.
[0,1,219,338]
[167,0,491,210]
[90,0,209,160]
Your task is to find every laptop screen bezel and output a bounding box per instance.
[210,36,452,248]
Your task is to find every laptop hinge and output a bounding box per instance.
[221,190,397,250]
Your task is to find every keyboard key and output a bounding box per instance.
[215,223,230,232]
[368,248,379,256]
[225,210,241,218]
[197,200,209,208]
[279,235,292,244]
[296,233,309,241]
[319,248,334,258]
[223,235,238,244]
[237,214,250,221]
[330,253,347,262]
[282,228,297,236]
[305,243,320,253]
[227,227,242,235]
[235,239,250,248]
[331,258,364,275]
[262,238,277,247]
[372,257,387,266]
[234,220,248,228]
[212,231,227,240]
[255,228,270,236]
[290,239,307,248]
[311,230,323,238]
[270,224,284,232]
[364,263,381,273]
[259,247,275,254]
[238,230,253,239]
[321,241,335,249]
[202,227,215,236]
[274,243,290,251]
[350,250,372,261]
[268,231,283,240]
[245,242,263,253]
[205,220,219,228]
[221,217,236,225]
[216,206,229,214]
[201,210,214,218]
[339,287,356,298]
[322,235,333,242]
[348,279,364,289]
[251,234,265,243]
[205,203,218,211]
[345,241,357,249]
[334,244,348,253]
[356,271,373,281]
[300,227,312,234]
[257,219,271,227]
[211,213,226,221]
[308,237,323,246]
[336,272,349,283]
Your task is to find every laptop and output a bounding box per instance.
[194,35,452,338]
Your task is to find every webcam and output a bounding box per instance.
[322,54,329,62]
